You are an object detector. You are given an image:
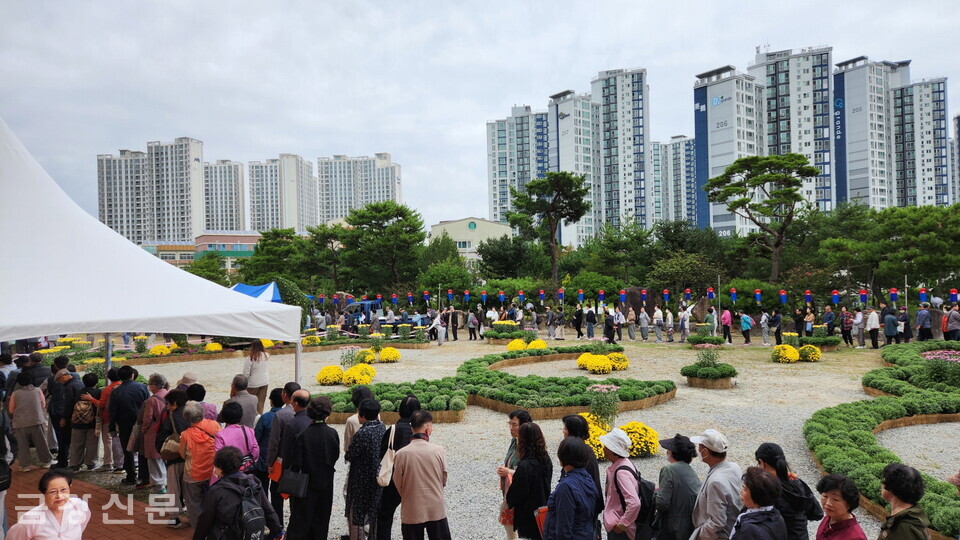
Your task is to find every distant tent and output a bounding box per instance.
[230,282,282,303]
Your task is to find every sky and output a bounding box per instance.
[1,1,958,229]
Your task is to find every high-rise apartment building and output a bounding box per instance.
[892,78,950,206]
[98,137,204,244]
[953,113,960,198]
[248,154,317,233]
[590,68,650,228]
[649,136,697,224]
[748,46,834,210]
[203,160,245,231]
[317,153,402,223]
[98,149,150,244]
[547,90,601,247]
[693,66,766,236]
[486,106,550,224]
[832,57,911,209]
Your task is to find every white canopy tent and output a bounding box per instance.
[0,116,306,380]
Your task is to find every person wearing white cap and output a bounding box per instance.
[689,429,742,539]
[599,428,640,540]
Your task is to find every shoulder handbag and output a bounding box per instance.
[277,430,309,498]
[376,424,397,487]
[239,426,256,473]
[159,413,182,461]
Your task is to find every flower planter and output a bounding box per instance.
[487,338,514,346]
[820,345,838,352]
[686,376,735,389]
[487,353,580,370]
[467,389,677,421]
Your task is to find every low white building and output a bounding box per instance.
[429,217,512,263]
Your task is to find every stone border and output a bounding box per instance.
[686,376,734,389]
[809,411,960,540]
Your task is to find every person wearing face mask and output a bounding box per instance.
[7,469,91,540]
[689,429,742,539]
[814,474,867,540]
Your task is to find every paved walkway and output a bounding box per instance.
[6,468,191,539]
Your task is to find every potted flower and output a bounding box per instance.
[680,349,738,389]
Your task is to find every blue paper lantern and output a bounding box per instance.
[539,290,545,301]
[707,287,715,300]
[859,289,868,303]
[391,293,398,305]
[889,288,898,302]
[919,288,928,303]
[481,290,487,303]
[407,292,414,305]
[754,289,762,303]
[684,289,691,301]
[831,290,839,304]
[577,289,584,302]
[333,294,339,305]
[347,296,354,305]
[598,290,605,302]
[620,290,627,303]
[804,290,812,303]
[447,289,453,302]
[779,290,787,304]
[499,290,505,303]
[951,289,958,303]
[518,290,525,303]
[423,291,430,302]
[640,289,646,302]
[318,294,325,305]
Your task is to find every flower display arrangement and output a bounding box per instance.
[811,324,829,338]
[378,347,401,363]
[204,342,223,352]
[680,348,738,380]
[797,344,822,362]
[686,335,725,347]
[806,341,960,537]
[772,344,799,363]
[782,332,800,347]
[301,335,322,346]
[484,320,532,340]
[316,365,344,385]
[149,344,171,356]
[259,339,275,348]
[577,353,629,374]
[525,339,547,350]
[356,348,376,364]
[342,363,377,386]
[397,324,412,340]
[133,335,149,353]
[579,411,659,460]
[507,339,527,351]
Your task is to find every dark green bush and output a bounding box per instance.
[687,335,725,346]
[799,336,842,347]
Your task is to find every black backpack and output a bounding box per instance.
[613,465,658,539]
[225,479,266,540]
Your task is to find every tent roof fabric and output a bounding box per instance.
[231,282,282,303]
[0,116,301,342]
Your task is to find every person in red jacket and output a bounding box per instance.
[814,474,866,540]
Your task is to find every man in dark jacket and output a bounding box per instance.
[109,365,149,485]
[22,352,52,388]
[603,309,617,344]
[286,396,340,540]
[54,367,84,469]
[266,382,301,520]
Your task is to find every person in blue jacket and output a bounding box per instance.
[542,437,598,540]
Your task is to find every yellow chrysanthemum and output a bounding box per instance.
[204,342,223,352]
[316,365,344,385]
[149,345,171,356]
[526,339,547,350]
[607,352,629,371]
[342,364,375,386]
[301,335,321,346]
[84,358,106,365]
[356,349,376,364]
[586,356,613,374]
[577,353,594,369]
[619,421,660,457]
[798,344,822,362]
[578,412,610,459]
[772,344,799,363]
[169,343,179,350]
[260,339,275,348]
[507,339,527,351]
[133,335,149,341]
[379,347,401,363]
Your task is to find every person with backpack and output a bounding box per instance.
[194,446,283,540]
[66,373,101,471]
[286,396,340,540]
[754,443,822,540]
[599,428,643,540]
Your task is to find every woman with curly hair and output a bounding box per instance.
[506,423,552,539]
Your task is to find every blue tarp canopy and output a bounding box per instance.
[230,282,282,303]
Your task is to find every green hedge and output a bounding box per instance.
[687,335,725,346]
[804,342,960,537]
[482,330,537,341]
[798,336,842,347]
[321,344,676,414]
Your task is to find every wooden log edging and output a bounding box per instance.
[487,353,580,370]
[486,338,514,346]
[686,376,735,389]
[862,386,896,398]
[467,388,677,421]
[326,409,465,425]
[809,411,960,540]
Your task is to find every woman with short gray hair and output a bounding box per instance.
[179,400,221,530]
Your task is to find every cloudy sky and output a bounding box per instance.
[2,1,957,229]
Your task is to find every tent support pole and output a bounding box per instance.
[104,332,113,376]
[295,341,302,385]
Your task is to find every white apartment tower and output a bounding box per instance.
[649,136,697,224]
[317,153,402,223]
[248,154,317,233]
[748,47,834,211]
[892,78,951,206]
[98,149,151,244]
[547,90,601,248]
[832,57,911,209]
[486,106,550,224]
[98,137,204,244]
[590,68,651,228]
[203,160,245,231]
[693,66,766,236]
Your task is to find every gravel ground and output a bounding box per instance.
[76,337,898,538]
[876,423,960,483]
